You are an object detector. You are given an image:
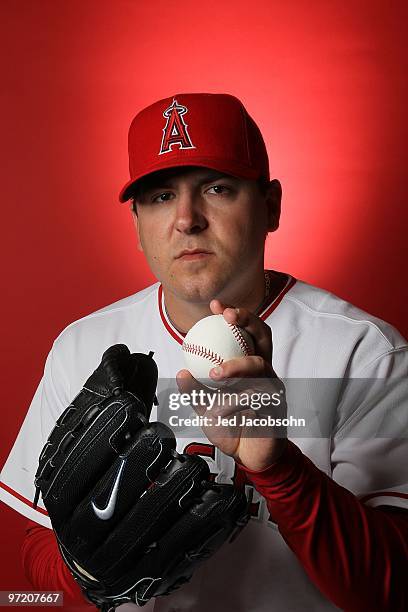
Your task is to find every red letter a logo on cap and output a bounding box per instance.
[160,99,195,155]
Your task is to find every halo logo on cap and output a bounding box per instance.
[159,99,195,155]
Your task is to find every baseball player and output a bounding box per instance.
[1,93,407,611]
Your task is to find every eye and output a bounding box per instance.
[206,184,232,195]
[151,191,174,204]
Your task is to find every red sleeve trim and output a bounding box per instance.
[0,481,48,516]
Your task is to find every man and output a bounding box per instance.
[1,93,407,611]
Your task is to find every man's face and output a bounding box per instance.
[131,167,280,303]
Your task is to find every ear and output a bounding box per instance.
[130,205,144,252]
[265,179,282,232]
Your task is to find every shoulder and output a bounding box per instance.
[91,283,158,315]
[284,279,407,351]
[50,283,160,370]
[269,277,408,376]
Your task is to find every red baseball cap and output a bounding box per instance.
[119,93,270,202]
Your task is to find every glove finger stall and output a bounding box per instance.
[87,453,210,575]
[126,484,249,601]
[37,393,148,526]
[78,482,248,607]
[62,422,177,558]
[88,346,158,421]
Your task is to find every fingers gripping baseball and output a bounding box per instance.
[210,300,274,367]
[179,304,287,470]
[180,300,275,383]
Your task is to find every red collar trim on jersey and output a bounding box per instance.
[158,273,297,345]
[259,274,297,320]
[158,284,186,343]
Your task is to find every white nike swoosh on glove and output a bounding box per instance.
[91,458,126,520]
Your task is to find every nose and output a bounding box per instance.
[174,190,208,235]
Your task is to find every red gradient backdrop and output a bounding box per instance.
[1,0,407,594]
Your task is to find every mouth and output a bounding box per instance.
[175,249,213,261]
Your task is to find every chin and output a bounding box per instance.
[169,272,227,304]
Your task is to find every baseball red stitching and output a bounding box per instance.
[182,343,224,366]
[228,324,253,355]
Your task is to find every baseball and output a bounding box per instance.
[182,314,255,384]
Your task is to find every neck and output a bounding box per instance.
[162,269,277,333]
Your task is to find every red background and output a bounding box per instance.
[1,0,407,593]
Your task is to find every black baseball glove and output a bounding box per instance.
[33,344,249,610]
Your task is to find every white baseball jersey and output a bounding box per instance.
[1,273,407,612]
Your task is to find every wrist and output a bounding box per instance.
[238,438,289,473]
